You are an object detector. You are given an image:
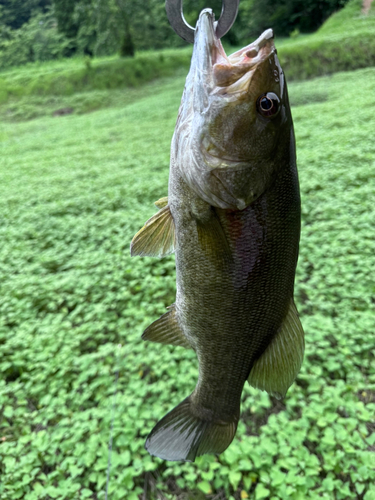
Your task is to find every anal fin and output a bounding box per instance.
[142,305,191,349]
[247,299,305,399]
[131,202,175,258]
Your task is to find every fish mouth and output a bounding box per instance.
[195,10,276,95]
[214,30,276,94]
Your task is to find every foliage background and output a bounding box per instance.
[0,0,375,499]
[0,0,352,68]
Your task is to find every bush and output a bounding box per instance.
[0,10,72,70]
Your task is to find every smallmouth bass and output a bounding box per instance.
[131,9,304,462]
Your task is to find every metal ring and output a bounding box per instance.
[165,0,239,43]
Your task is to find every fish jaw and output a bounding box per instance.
[188,11,276,102]
[213,28,275,91]
[187,9,229,111]
[173,10,294,210]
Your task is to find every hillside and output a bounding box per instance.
[277,0,375,79]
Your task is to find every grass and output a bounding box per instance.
[0,70,189,122]
[0,61,374,499]
[278,0,375,79]
[0,47,193,102]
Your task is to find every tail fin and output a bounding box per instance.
[145,397,238,462]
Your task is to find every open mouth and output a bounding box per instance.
[212,29,276,93]
[194,10,276,94]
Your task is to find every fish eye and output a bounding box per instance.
[256,92,280,118]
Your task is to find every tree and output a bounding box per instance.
[0,0,51,29]
[247,0,351,38]
[53,0,79,39]
[96,0,135,57]
[65,0,182,57]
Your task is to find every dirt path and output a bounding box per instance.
[362,0,374,14]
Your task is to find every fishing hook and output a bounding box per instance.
[166,0,240,43]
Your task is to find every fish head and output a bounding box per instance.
[173,9,295,210]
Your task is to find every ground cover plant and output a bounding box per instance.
[0,62,375,500]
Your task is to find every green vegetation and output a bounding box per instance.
[0,47,192,107]
[278,0,375,79]
[247,0,350,38]
[0,70,190,122]
[0,60,374,499]
[0,47,194,121]
[0,9,72,69]
[0,0,374,123]
[0,0,351,68]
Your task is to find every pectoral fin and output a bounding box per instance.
[130,203,175,258]
[196,208,232,262]
[247,300,305,399]
[154,197,168,209]
[142,305,191,349]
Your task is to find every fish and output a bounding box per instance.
[130,8,304,462]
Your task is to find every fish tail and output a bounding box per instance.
[145,396,238,462]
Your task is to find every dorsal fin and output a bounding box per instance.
[130,202,175,258]
[247,300,305,399]
[142,305,191,349]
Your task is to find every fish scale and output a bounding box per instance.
[131,9,304,461]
